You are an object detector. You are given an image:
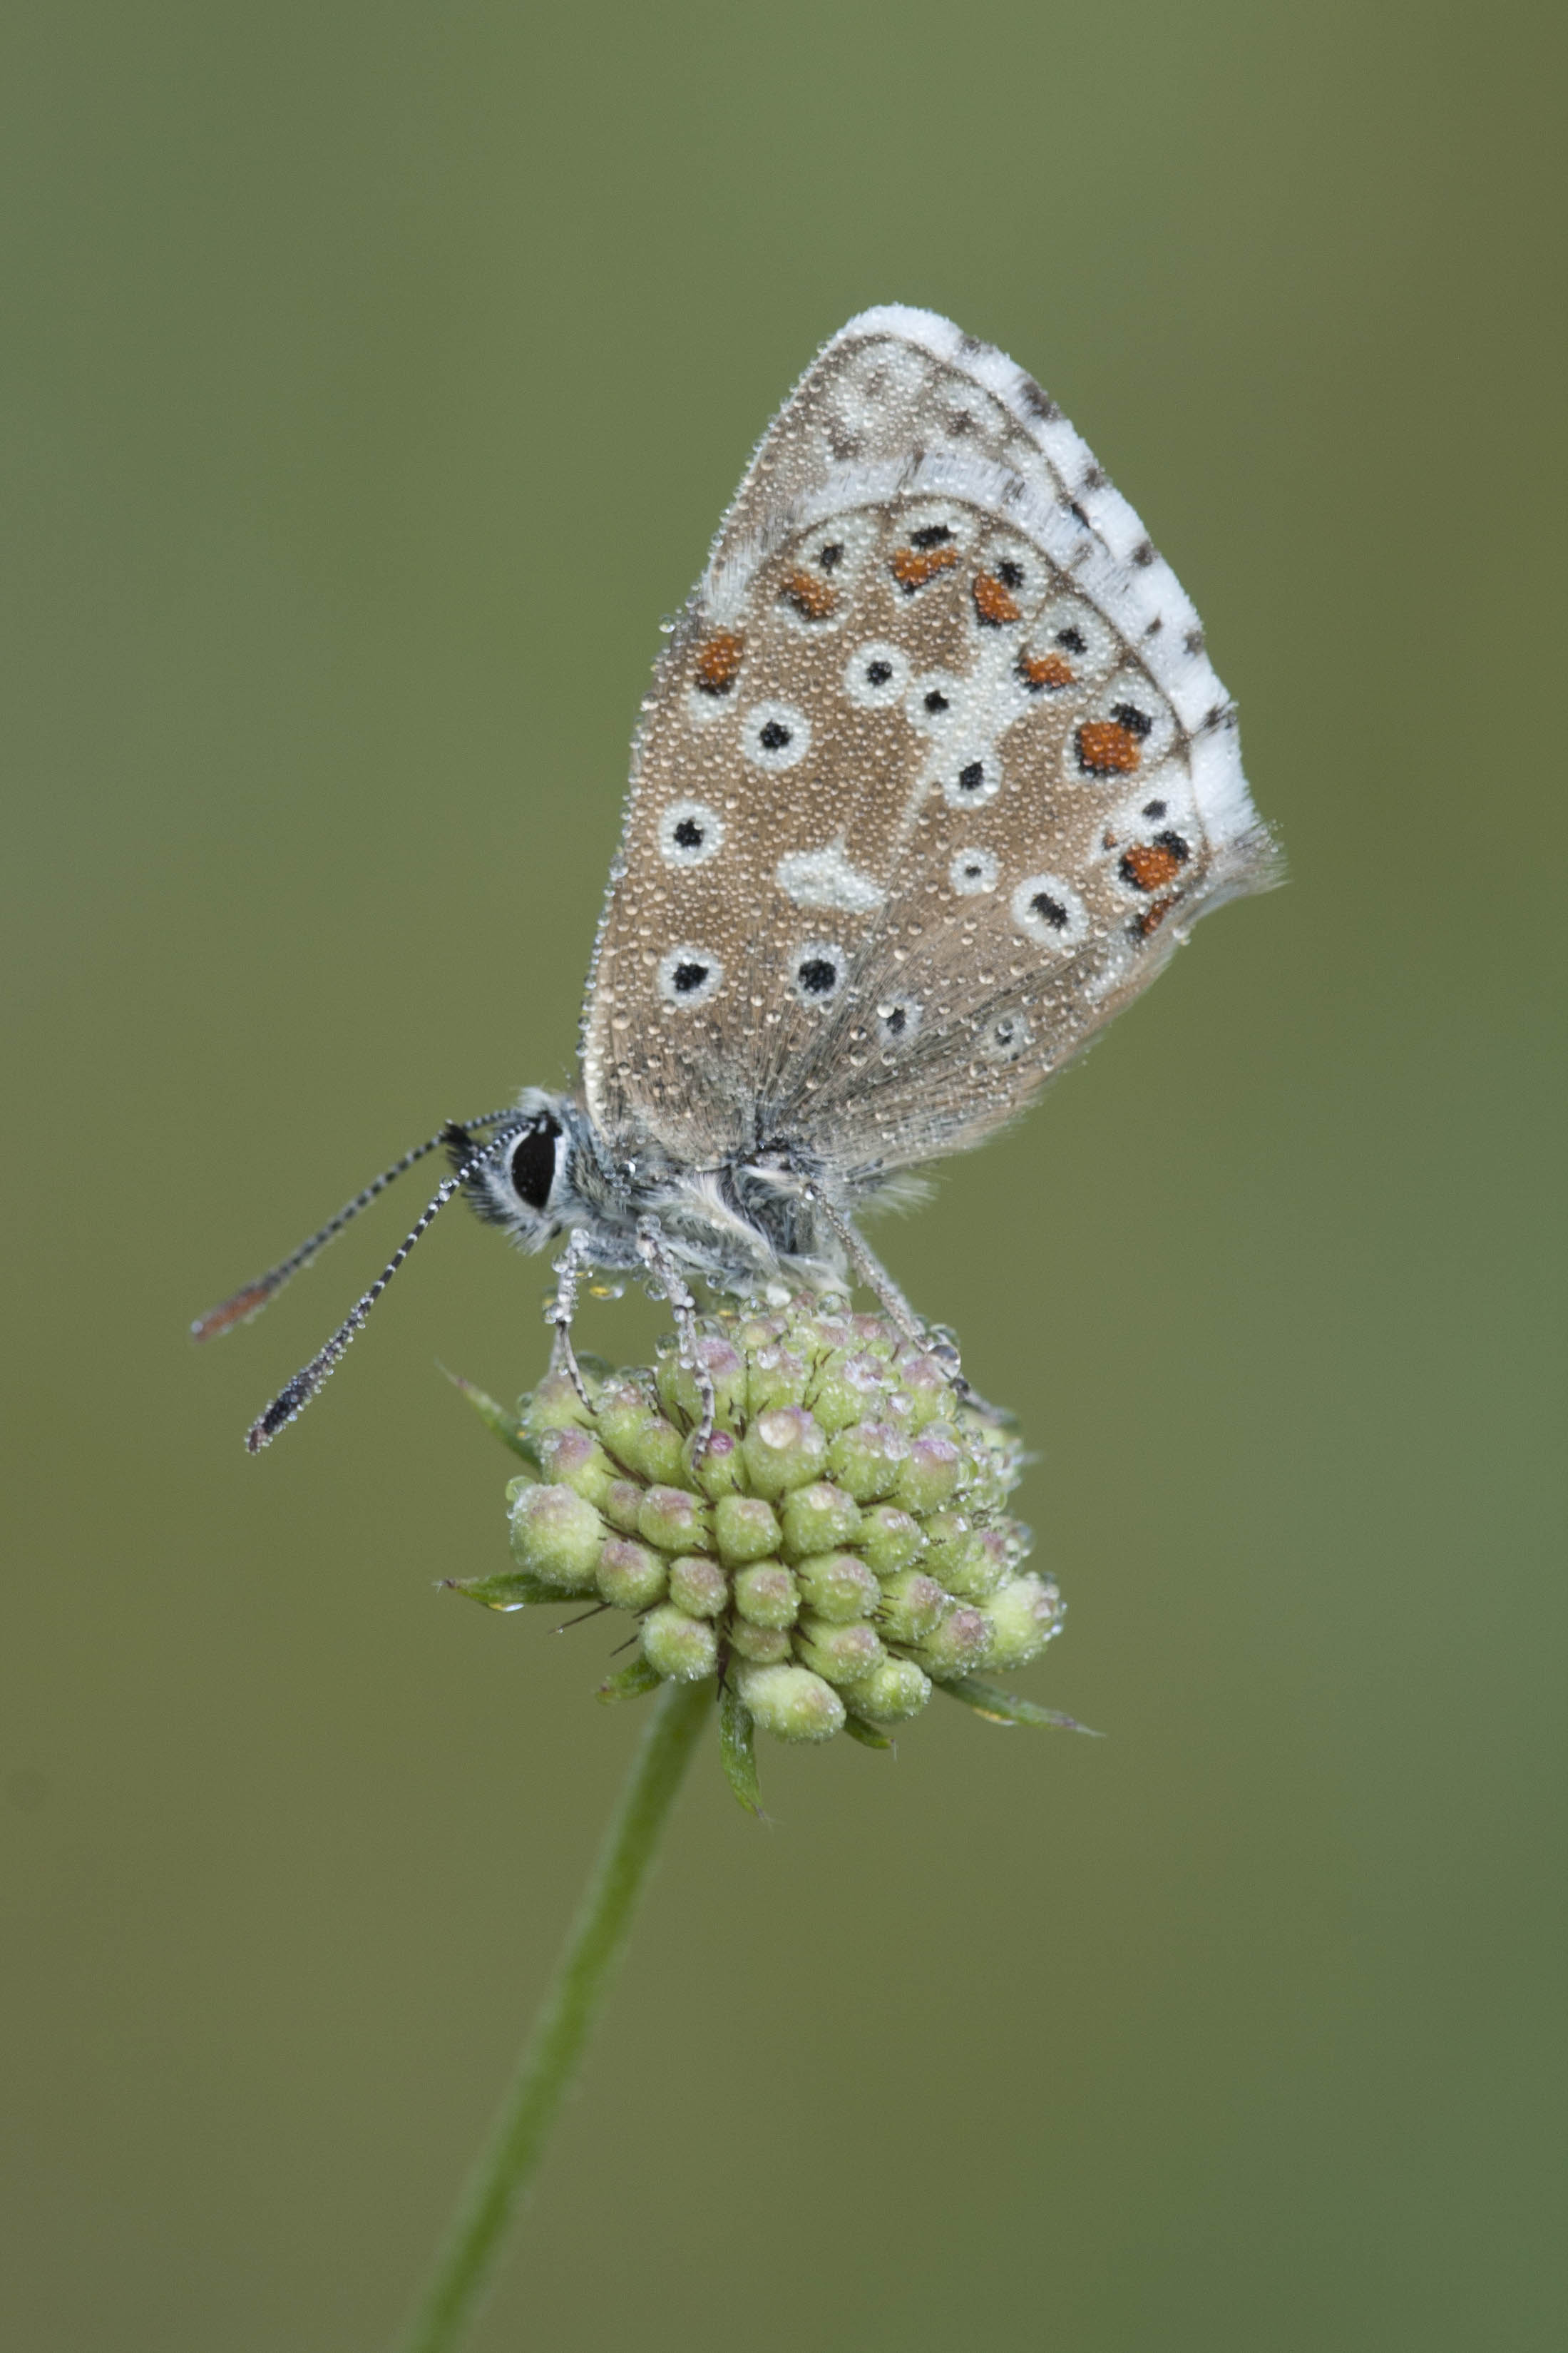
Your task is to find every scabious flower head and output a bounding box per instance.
[449,1295,1085,1809]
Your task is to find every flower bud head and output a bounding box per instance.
[476,1292,1070,1790]
[737,1662,846,1743]
[640,1605,719,1683]
[508,1481,604,1593]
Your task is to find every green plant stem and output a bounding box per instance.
[394,1676,713,2353]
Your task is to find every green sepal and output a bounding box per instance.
[595,1656,665,1705]
[935,1674,1102,1734]
[443,1367,542,1466]
[718,1682,764,1816]
[442,1569,558,1610]
[842,1715,894,1750]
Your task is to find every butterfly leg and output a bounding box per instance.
[547,1227,595,1409]
[635,1215,717,1456]
[808,1192,1005,1422]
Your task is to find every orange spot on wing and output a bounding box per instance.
[972,571,1023,626]
[891,543,960,591]
[1018,651,1075,690]
[695,631,744,695]
[1076,719,1142,775]
[780,569,838,621]
[1119,834,1189,892]
[1134,895,1177,938]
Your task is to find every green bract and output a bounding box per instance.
[448,1296,1086,1810]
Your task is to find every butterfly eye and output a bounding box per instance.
[507,1115,562,1214]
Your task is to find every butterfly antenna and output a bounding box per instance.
[242,1131,504,1453]
[190,1110,516,1343]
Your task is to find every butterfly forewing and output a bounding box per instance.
[581,310,1275,1181]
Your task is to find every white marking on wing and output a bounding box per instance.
[774,844,887,914]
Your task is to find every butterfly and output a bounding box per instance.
[195,305,1276,1451]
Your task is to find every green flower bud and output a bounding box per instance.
[535,1425,616,1507]
[892,1425,963,1515]
[839,1655,932,1724]
[876,1569,948,1644]
[808,1349,888,1434]
[655,1335,747,1433]
[792,1551,881,1623]
[640,1605,719,1683]
[636,1484,711,1554]
[508,1481,605,1593]
[583,1384,646,1458]
[742,1406,829,1497]
[521,1370,594,1440]
[919,1512,1005,1598]
[732,1561,799,1630]
[620,1412,689,1489]
[686,1425,745,1499]
[596,1536,668,1611]
[714,1493,783,1567]
[826,1418,910,1502]
[668,1555,729,1620]
[727,1619,793,1664]
[794,1616,884,1684]
[744,1342,810,1417]
[912,1603,991,1679]
[893,1348,950,1427]
[978,1574,1064,1670]
[737,1662,845,1743]
[858,1504,926,1577]
[779,1479,862,1558]
[598,1479,646,1536]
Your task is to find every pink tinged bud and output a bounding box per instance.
[893,1349,950,1426]
[668,1555,729,1619]
[522,1371,595,1437]
[794,1616,884,1684]
[742,1407,829,1497]
[727,1619,792,1664]
[876,1570,948,1643]
[826,1419,910,1502]
[620,1412,689,1488]
[791,1551,881,1623]
[596,1536,668,1611]
[744,1343,811,1417]
[737,1662,845,1743]
[535,1425,615,1506]
[508,1481,605,1593]
[912,1603,991,1679]
[687,1426,744,1499]
[857,1504,926,1577]
[640,1605,719,1683]
[978,1575,1065,1670]
[599,1479,646,1537]
[714,1494,783,1567]
[840,1655,932,1723]
[893,1426,963,1514]
[921,1514,1006,1598]
[808,1349,889,1433]
[636,1484,710,1553]
[655,1335,745,1431]
[732,1562,799,1630]
[779,1479,862,1558]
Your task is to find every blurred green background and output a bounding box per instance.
[3,2,1562,2347]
